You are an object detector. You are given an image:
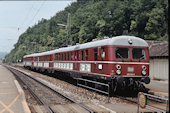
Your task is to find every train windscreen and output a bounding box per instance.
[132,48,145,59]
[115,48,129,59]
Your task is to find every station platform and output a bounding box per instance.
[145,79,169,98]
[0,65,31,113]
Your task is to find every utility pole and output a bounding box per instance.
[67,13,71,46]
[57,13,71,46]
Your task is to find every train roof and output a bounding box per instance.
[23,35,148,58]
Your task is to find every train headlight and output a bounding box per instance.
[116,65,121,70]
[142,65,146,70]
[128,38,133,44]
[116,70,121,75]
[142,70,146,75]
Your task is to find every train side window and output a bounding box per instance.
[74,51,76,60]
[56,54,58,60]
[58,54,60,60]
[71,52,73,60]
[115,48,129,59]
[132,48,145,59]
[81,50,84,60]
[85,50,88,61]
[65,53,66,60]
[62,53,64,60]
[94,49,98,61]
[101,47,105,61]
[77,51,79,61]
[68,52,70,61]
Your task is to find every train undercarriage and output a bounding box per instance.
[24,66,150,96]
[111,76,150,96]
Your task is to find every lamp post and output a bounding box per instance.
[57,13,71,46]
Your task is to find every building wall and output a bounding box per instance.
[149,58,169,80]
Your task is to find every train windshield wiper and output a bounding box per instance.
[139,55,145,60]
[117,53,124,59]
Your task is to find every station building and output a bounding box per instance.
[147,41,169,80]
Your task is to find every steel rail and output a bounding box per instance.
[5,65,94,113]
[116,93,167,105]
[6,66,54,113]
[116,92,168,113]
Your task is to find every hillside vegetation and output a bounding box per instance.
[5,0,168,63]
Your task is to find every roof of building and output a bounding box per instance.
[24,35,148,58]
[146,40,169,57]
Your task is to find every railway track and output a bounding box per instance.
[117,92,168,104]
[5,65,168,112]
[116,92,169,113]
[5,66,95,113]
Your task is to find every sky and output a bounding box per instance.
[0,0,74,53]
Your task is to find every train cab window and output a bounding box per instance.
[85,50,88,60]
[94,49,98,60]
[116,48,129,59]
[101,47,105,61]
[132,48,145,59]
[81,50,84,60]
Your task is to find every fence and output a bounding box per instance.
[76,78,110,102]
[137,92,169,113]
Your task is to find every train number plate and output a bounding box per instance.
[128,67,134,72]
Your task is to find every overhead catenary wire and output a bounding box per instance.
[13,3,35,40]
[13,1,46,44]
[19,4,35,30]
[27,0,46,27]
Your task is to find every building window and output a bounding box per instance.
[85,50,88,61]
[132,48,145,59]
[115,48,129,59]
[101,47,105,61]
[81,50,84,60]
[94,49,98,61]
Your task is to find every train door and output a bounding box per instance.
[49,54,53,68]
[75,50,79,71]
[93,48,98,73]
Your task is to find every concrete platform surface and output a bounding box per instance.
[145,79,169,98]
[101,103,159,113]
[0,65,30,113]
[145,80,168,93]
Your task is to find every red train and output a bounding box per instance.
[23,35,150,93]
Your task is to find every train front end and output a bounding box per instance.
[110,36,150,93]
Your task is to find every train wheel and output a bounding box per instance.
[110,79,117,95]
[113,82,117,93]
